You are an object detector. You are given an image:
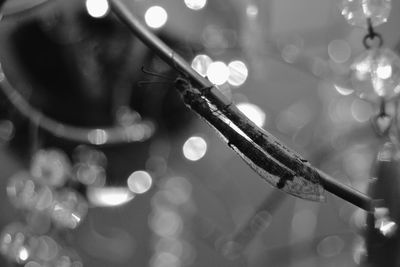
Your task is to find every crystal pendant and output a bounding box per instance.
[341,0,391,28]
[350,48,400,102]
[50,190,88,229]
[31,149,71,187]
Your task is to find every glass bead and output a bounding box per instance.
[31,149,71,187]
[29,235,59,263]
[341,0,391,28]
[51,190,88,229]
[350,48,400,102]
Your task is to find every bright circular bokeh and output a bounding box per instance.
[127,170,153,194]
[236,102,266,128]
[183,136,207,161]
[191,54,213,77]
[145,6,168,29]
[228,60,248,86]
[85,0,110,18]
[184,0,207,10]
[328,39,351,64]
[207,61,229,85]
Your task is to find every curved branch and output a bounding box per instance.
[0,64,154,145]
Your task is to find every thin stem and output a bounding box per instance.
[0,65,154,145]
[109,0,374,211]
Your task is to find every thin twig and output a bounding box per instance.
[109,0,374,211]
[0,65,154,145]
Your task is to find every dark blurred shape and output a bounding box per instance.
[366,142,400,267]
[0,0,49,17]
[1,0,199,185]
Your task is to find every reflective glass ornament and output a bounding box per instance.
[350,48,400,102]
[341,0,391,28]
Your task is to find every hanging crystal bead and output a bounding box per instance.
[341,0,391,28]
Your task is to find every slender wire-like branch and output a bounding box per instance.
[109,0,374,211]
[0,65,154,145]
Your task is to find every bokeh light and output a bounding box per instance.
[228,60,248,87]
[87,187,134,207]
[31,149,71,187]
[0,223,31,264]
[191,54,212,77]
[184,0,207,10]
[88,129,108,145]
[376,62,392,79]
[236,102,266,128]
[246,4,259,18]
[149,208,183,237]
[7,173,53,211]
[163,177,192,205]
[145,6,168,29]
[127,170,153,194]
[18,247,29,262]
[182,136,207,161]
[281,44,300,63]
[151,251,181,267]
[86,0,110,18]
[316,235,345,257]
[206,61,229,85]
[51,190,88,229]
[328,39,351,64]
[0,120,14,142]
[351,99,373,122]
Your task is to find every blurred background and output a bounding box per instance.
[0,0,400,266]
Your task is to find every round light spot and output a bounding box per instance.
[163,177,192,205]
[127,170,153,194]
[376,63,392,79]
[184,0,207,10]
[281,44,299,63]
[183,136,207,161]
[149,209,183,237]
[328,40,351,64]
[246,4,258,18]
[228,60,248,87]
[317,235,345,257]
[86,0,110,18]
[18,247,29,262]
[151,251,181,267]
[351,99,373,123]
[191,54,212,77]
[236,102,266,127]
[145,6,168,29]
[206,61,229,85]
